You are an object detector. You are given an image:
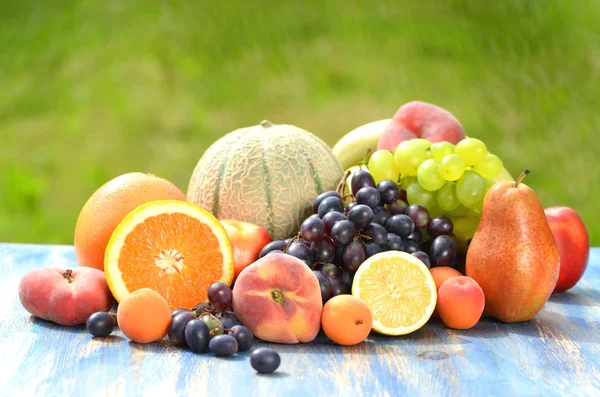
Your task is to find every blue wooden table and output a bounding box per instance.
[1,243,599,397]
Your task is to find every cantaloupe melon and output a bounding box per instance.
[187,121,344,240]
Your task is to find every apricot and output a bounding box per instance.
[429,266,463,318]
[321,295,372,346]
[117,288,171,343]
[437,276,485,330]
[232,253,323,344]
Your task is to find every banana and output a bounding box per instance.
[332,119,392,170]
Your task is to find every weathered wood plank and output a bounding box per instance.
[0,244,599,397]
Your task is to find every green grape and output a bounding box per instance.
[406,181,436,210]
[428,203,446,219]
[417,159,445,191]
[456,171,486,208]
[473,154,503,178]
[437,182,460,212]
[451,213,480,242]
[400,176,417,191]
[394,139,431,176]
[368,150,400,184]
[484,178,495,191]
[448,204,469,217]
[455,138,488,166]
[439,154,465,181]
[430,142,454,162]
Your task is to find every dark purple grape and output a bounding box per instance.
[310,239,335,263]
[421,239,433,256]
[430,235,457,267]
[185,319,210,353]
[405,204,430,229]
[229,325,254,352]
[427,216,454,239]
[312,191,341,214]
[351,170,376,196]
[453,252,467,274]
[284,237,295,246]
[219,311,241,330]
[363,223,388,245]
[300,217,326,242]
[407,229,422,242]
[399,189,407,202]
[313,270,333,304]
[342,241,365,273]
[330,220,356,245]
[318,196,344,218]
[86,312,116,337]
[171,308,190,318]
[259,240,287,258]
[329,276,351,296]
[402,238,421,254]
[355,187,381,209]
[345,201,358,213]
[341,271,353,287]
[386,199,408,215]
[208,282,233,311]
[323,211,347,234]
[321,263,342,279]
[411,251,431,269]
[250,347,281,374]
[333,243,346,267]
[347,204,374,230]
[377,180,401,204]
[386,214,415,238]
[385,233,404,251]
[266,249,284,256]
[286,242,313,266]
[364,242,383,259]
[209,334,238,357]
[372,206,391,226]
[169,311,197,346]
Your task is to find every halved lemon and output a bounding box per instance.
[352,251,437,336]
[104,200,234,311]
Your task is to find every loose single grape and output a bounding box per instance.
[310,239,335,263]
[219,311,242,330]
[229,325,254,352]
[209,334,238,357]
[430,141,455,162]
[456,171,486,208]
[363,223,388,245]
[250,347,281,374]
[286,242,313,266]
[331,220,356,245]
[355,187,381,209]
[405,204,430,229]
[342,241,365,273]
[86,312,116,337]
[439,154,465,181]
[321,263,342,279]
[329,277,351,296]
[430,235,457,267]
[259,240,288,258]
[351,170,376,196]
[455,138,488,166]
[372,206,392,226]
[368,150,401,184]
[201,314,224,338]
[394,139,431,176]
[208,282,233,311]
[169,311,197,346]
[377,180,401,205]
[407,229,422,242]
[406,182,436,209]
[185,319,210,353]
[437,181,461,212]
[386,199,408,215]
[411,251,431,268]
[402,238,421,254]
[318,196,345,218]
[323,211,347,234]
[473,153,503,179]
[385,233,404,251]
[300,217,326,242]
[347,204,374,230]
[400,176,417,191]
[313,270,333,304]
[385,214,415,238]
[427,216,454,238]
[312,191,341,214]
[364,242,383,259]
[417,159,445,191]
[171,308,190,318]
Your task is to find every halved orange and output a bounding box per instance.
[352,251,437,336]
[104,200,234,311]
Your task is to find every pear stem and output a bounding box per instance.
[513,169,530,188]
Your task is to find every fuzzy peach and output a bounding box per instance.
[437,276,485,330]
[220,219,272,281]
[232,253,323,344]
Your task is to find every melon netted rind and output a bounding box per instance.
[187,121,344,240]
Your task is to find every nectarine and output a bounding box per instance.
[437,276,484,330]
[221,219,272,281]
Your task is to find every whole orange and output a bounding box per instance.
[74,172,186,271]
[321,295,372,346]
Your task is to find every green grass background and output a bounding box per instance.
[1,0,599,245]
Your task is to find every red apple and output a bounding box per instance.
[220,219,272,281]
[18,267,114,326]
[544,206,590,293]
[378,101,466,152]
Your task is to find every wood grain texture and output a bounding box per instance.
[1,243,599,397]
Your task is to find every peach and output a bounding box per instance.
[378,101,466,152]
[221,219,273,281]
[117,288,172,343]
[232,253,323,344]
[437,276,485,330]
[429,266,463,318]
[18,267,114,326]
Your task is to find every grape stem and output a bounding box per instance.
[336,170,352,195]
[513,169,530,188]
[354,233,372,242]
[311,262,329,270]
[283,235,299,253]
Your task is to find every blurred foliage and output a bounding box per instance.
[1,0,599,245]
